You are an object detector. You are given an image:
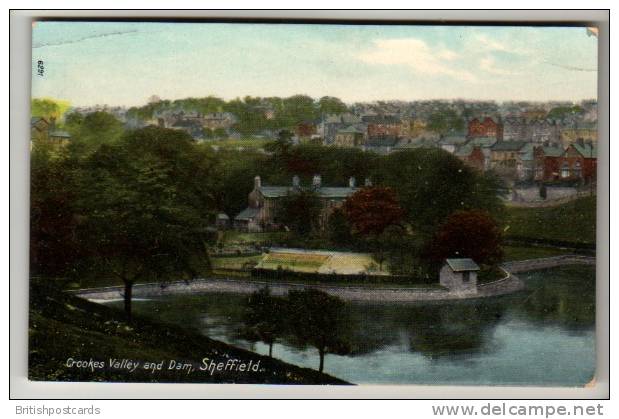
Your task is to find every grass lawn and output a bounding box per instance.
[504,196,596,246]
[502,245,571,262]
[257,252,329,272]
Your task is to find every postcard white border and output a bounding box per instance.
[9,9,610,399]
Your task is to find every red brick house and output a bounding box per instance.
[533,142,596,183]
[533,146,564,181]
[562,141,597,182]
[362,115,402,138]
[467,117,503,140]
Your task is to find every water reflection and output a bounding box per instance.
[120,265,595,385]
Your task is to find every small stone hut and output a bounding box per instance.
[439,258,480,293]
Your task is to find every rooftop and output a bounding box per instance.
[491,141,527,152]
[446,258,480,272]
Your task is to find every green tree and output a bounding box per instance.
[378,149,507,235]
[67,111,124,151]
[327,208,352,247]
[31,97,70,120]
[318,96,348,116]
[242,287,286,358]
[75,126,218,320]
[30,140,81,277]
[427,109,464,135]
[286,289,350,372]
[276,190,322,235]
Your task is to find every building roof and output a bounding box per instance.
[31,116,48,126]
[572,143,597,158]
[539,146,565,158]
[491,141,527,152]
[454,144,475,157]
[519,143,535,161]
[395,137,439,149]
[468,137,497,148]
[439,133,468,146]
[49,130,71,138]
[337,125,365,135]
[366,135,400,147]
[362,115,401,124]
[446,258,480,272]
[234,207,260,221]
[260,185,358,199]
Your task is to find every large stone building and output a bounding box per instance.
[234,175,360,232]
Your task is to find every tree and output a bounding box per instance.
[30,140,81,277]
[242,287,286,357]
[318,96,348,116]
[427,109,464,135]
[31,97,70,120]
[327,208,352,247]
[342,186,404,236]
[378,149,507,235]
[425,210,503,268]
[75,126,218,320]
[286,289,350,372]
[67,111,124,151]
[276,190,322,235]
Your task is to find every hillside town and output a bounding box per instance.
[34,97,598,187]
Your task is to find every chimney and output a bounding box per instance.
[364,177,372,187]
[349,176,356,188]
[312,174,322,188]
[254,176,261,190]
[292,175,300,188]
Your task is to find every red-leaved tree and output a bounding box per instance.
[426,210,503,266]
[342,186,404,236]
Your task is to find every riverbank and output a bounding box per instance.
[76,269,521,303]
[29,281,348,384]
[75,255,595,303]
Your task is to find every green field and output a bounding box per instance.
[504,196,596,246]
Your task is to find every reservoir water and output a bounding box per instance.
[109,265,595,386]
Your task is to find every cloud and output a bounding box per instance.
[357,38,477,82]
[479,57,520,76]
[473,34,509,52]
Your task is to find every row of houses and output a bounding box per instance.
[454,138,597,183]
[151,110,238,138]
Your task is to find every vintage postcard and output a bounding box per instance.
[29,20,598,387]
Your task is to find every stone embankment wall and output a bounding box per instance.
[74,255,594,303]
[502,255,595,273]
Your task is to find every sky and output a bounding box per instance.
[31,21,598,107]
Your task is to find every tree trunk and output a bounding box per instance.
[268,342,273,358]
[318,348,325,373]
[124,280,133,322]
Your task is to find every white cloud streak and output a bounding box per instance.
[357,38,477,82]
